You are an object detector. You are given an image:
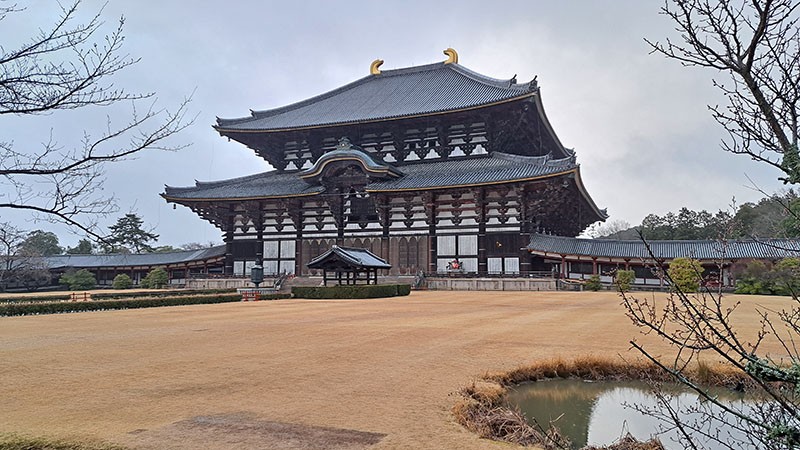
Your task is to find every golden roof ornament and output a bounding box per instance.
[370,59,384,75]
[443,48,458,64]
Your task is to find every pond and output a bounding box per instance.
[505,379,759,450]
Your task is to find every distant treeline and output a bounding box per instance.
[602,191,800,240]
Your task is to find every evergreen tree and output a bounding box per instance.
[106,214,159,253]
[20,230,62,256]
[66,239,94,255]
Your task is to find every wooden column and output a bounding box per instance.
[291,200,304,276]
[474,187,487,275]
[254,205,264,266]
[376,194,391,267]
[224,205,235,276]
[518,185,532,276]
[424,192,437,274]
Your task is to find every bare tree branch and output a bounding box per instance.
[0,1,194,241]
[649,0,800,182]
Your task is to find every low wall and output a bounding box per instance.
[186,278,255,290]
[425,277,556,291]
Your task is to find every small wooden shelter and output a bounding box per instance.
[307,245,391,286]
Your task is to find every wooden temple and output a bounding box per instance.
[163,49,607,277]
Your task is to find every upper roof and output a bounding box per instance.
[527,233,800,260]
[215,62,536,133]
[162,152,578,201]
[44,246,226,269]
[307,245,391,269]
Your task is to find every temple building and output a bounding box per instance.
[163,49,607,277]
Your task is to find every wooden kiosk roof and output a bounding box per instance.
[307,245,391,270]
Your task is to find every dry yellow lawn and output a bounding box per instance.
[0,291,792,449]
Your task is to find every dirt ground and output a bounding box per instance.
[0,291,791,449]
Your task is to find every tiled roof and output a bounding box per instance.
[215,62,535,132]
[368,152,575,191]
[44,246,226,269]
[163,153,577,201]
[527,233,800,260]
[163,171,324,200]
[307,245,391,269]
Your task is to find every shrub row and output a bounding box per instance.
[0,293,266,316]
[0,293,72,304]
[0,288,238,304]
[292,284,411,299]
[91,288,236,300]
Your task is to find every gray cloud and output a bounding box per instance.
[3,1,786,247]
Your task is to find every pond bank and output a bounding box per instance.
[452,356,755,449]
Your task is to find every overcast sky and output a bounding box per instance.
[3,1,787,248]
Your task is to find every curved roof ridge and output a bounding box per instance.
[216,73,373,127]
[448,63,532,91]
[299,146,403,180]
[493,151,552,165]
[164,170,277,192]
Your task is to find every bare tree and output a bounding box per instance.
[0,223,50,291]
[0,1,192,240]
[617,1,800,448]
[648,0,800,183]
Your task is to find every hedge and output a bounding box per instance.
[0,288,237,304]
[91,288,236,300]
[0,294,72,304]
[0,292,288,317]
[292,284,411,299]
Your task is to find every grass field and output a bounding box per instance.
[0,291,791,449]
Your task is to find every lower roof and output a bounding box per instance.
[44,246,226,270]
[163,152,578,201]
[527,233,800,261]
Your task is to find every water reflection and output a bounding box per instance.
[505,379,753,450]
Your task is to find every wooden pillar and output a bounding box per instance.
[475,188,488,276]
[592,257,598,275]
[377,194,391,271]
[255,219,264,267]
[224,205,235,276]
[424,192,437,274]
[560,255,566,278]
[518,186,532,276]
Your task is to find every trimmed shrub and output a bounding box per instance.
[0,294,72,304]
[111,274,133,289]
[734,260,774,294]
[292,284,411,299]
[92,288,235,300]
[667,257,704,293]
[615,270,635,292]
[0,289,239,305]
[584,274,602,291]
[772,257,800,297]
[141,267,168,289]
[0,293,263,316]
[59,269,96,290]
